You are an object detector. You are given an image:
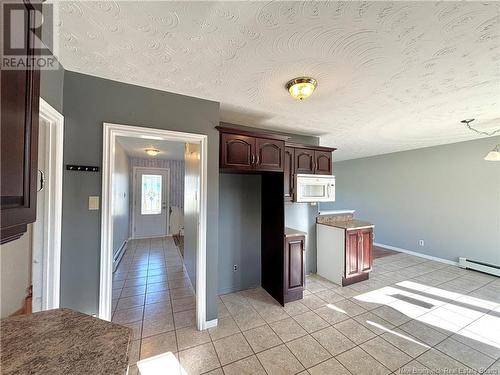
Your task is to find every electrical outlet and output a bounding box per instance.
[233,264,238,272]
[419,240,425,247]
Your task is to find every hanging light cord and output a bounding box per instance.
[461,119,500,136]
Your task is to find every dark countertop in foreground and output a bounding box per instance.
[285,227,308,237]
[0,308,131,375]
[317,216,374,230]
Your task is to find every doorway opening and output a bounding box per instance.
[31,98,64,312]
[100,123,209,331]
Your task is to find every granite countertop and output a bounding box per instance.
[1,308,131,375]
[317,216,374,230]
[285,227,307,237]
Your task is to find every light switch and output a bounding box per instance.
[88,196,100,210]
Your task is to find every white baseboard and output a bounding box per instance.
[374,242,459,266]
[218,283,261,296]
[202,318,218,330]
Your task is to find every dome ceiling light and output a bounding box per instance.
[145,148,160,156]
[461,119,500,161]
[286,77,317,100]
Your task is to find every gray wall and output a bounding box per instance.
[112,141,130,257]
[321,136,500,265]
[40,3,64,113]
[218,174,262,294]
[285,203,319,274]
[61,72,220,320]
[40,64,64,113]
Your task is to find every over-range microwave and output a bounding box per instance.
[295,174,336,203]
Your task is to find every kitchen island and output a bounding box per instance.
[1,308,131,375]
[317,212,374,286]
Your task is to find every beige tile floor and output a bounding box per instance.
[113,237,500,375]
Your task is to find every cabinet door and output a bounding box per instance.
[220,133,255,171]
[360,228,373,272]
[255,138,284,171]
[0,2,40,244]
[314,151,332,175]
[285,236,305,294]
[295,149,315,174]
[284,147,294,201]
[345,230,360,277]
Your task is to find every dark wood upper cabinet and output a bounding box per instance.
[284,232,305,303]
[294,149,315,174]
[220,133,255,171]
[217,125,287,172]
[255,138,284,171]
[314,150,332,175]
[283,147,294,201]
[216,125,336,183]
[1,2,41,244]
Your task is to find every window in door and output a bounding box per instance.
[141,174,162,215]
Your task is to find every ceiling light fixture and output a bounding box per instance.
[286,77,317,100]
[145,148,160,156]
[484,144,500,161]
[461,119,500,162]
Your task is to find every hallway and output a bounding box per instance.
[111,237,195,374]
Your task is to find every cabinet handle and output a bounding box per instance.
[256,154,260,165]
[37,169,45,192]
[251,154,255,165]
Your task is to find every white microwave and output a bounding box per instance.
[295,174,336,203]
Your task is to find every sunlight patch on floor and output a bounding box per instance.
[354,280,500,349]
[137,352,185,375]
[366,320,431,349]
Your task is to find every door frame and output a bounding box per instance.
[101,122,209,330]
[131,166,170,238]
[32,98,64,312]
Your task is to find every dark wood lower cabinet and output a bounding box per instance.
[284,233,305,303]
[343,227,373,286]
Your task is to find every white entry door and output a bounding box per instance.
[134,168,169,238]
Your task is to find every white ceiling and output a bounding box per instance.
[116,136,185,160]
[56,1,500,160]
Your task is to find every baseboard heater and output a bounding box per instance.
[113,240,128,273]
[458,257,500,277]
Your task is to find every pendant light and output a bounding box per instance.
[461,119,500,161]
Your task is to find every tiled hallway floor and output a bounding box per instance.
[113,238,500,375]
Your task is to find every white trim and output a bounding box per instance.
[100,123,208,332]
[202,318,218,330]
[33,98,64,311]
[131,166,170,239]
[374,242,459,266]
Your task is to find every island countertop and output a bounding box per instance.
[0,308,131,375]
[317,216,374,230]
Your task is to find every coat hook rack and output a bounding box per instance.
[66,165,99,172]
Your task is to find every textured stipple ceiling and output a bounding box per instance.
[56,1,500,160]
